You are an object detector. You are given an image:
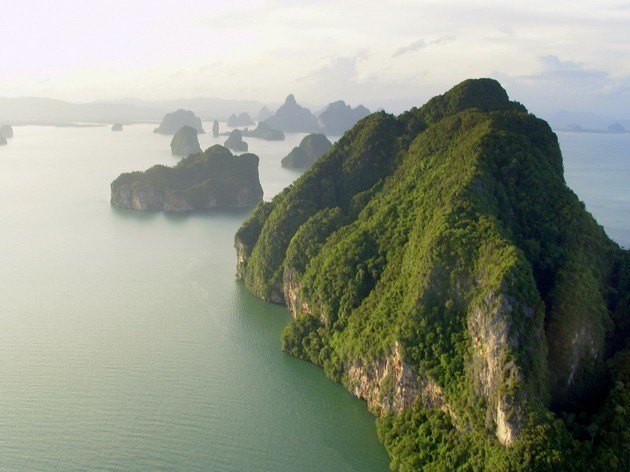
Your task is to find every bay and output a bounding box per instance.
[0,124,627,472]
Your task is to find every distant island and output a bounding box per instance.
[241,122,285,141]
[224,129,248,152]
[258,106,273,122]
[235,79,630,470]
[227,113,255,127]
[170,125,202,156]
[154,109,204,135]
[265,94,318,133]
[212,120,220,137]
[1,124,14,139]
[317,100,370,135]
[0,135,6,146]
[281,133,331,168]
[111,145,262,212]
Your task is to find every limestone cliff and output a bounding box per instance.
[111,144,262,212]
[235,78,630,469]
[170,125,202,156]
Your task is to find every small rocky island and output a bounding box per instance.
[111,145,262,212]
[281,133,331,168]
[170,125,202,156]
[224,129,248,152]
[1,124,14,139]
[242,122,285,141]
[227,113,255,127]
[212,120,220,137]
[154,109,204,135]
[317,100,370,135]
[265,94,318,132]
[111,123,123,131]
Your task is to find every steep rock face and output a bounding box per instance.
[235,79,630,469]
[111,144,262,212]
[224,129,248,152]
[212,120,220,137]
[170,125,202,156]
[281,133,332,168]
[154,109,204,135]
[1,124,14,139]
[318,100,370,136]
[264,94,318,132]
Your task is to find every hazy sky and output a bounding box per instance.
[1,0,629,115]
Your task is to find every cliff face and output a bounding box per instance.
[154,109,204,135]
[235,79,630,469]
[111,144,262,212]
[170,125,202,156]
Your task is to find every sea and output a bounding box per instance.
[0,124,628,471]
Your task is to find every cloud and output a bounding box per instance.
[393,36,455,58]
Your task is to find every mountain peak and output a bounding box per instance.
[284,94,297,106]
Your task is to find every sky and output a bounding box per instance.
[0,0,629,116]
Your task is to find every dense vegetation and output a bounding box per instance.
[281,133,332,168]
[235,79,629,470]
[111,144,262,211]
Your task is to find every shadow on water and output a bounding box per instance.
[109,204,256,224]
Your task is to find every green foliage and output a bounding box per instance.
[235,78,630,470]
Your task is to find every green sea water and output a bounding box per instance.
[0,124,627,471]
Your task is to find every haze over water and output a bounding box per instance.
[0,124,628,471]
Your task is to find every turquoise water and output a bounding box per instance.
[0,125,627,471]
[0,124,389,472]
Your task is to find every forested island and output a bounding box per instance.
[280,133,331,168]
[111,145,262,212]
[235,79,629,470]
[241,122,285,141]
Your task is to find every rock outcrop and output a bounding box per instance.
[1,124,14,139]
[264,94,318,133]
[224,129,248,152]
[170,125,202,156]
[235,78,630,470]
[280,133,331,168]
[154,109,204,135]
[227,112,255,127]
[241,122,285,141]
[111,144,262,212]
[111,123,123,131]
[212,120,220,137]
[317,100,370,136]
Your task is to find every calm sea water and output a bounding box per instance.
[0,125,627,472]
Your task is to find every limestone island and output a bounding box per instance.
[227,112,255,127]
[242,122,285,141]
[258,106,273,122]
[224,129,248,152]
[235,79,630,470]
[111,123,123,131]
[154,109,204,135]
[1,125,14,139]
[281,133,331,168]
[317,100,370,136]
[212,120,220,137]
[265,94,318,133]
[0,135,6,146]
[111,144,262,212]
[170,125,202,156]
